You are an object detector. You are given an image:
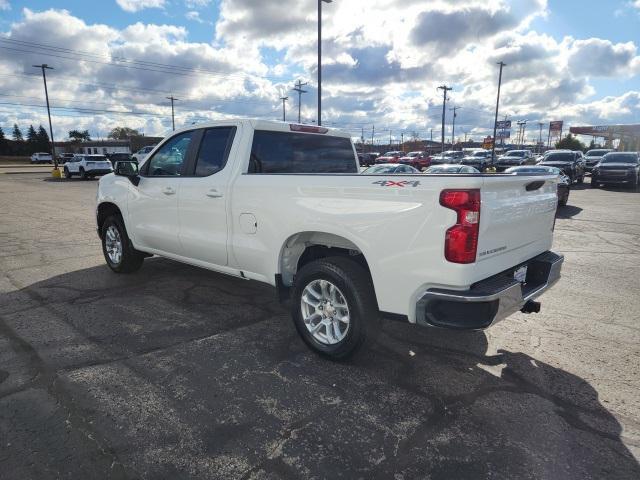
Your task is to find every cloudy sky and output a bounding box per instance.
[0,0,639,144]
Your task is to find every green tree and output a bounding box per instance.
[37,126,50,152]
[108,126,141,140]
[555,134,585,151]
[26,125,39,154]
[12,123,23,142]
[0,126,8,155]
[68,129,91,142]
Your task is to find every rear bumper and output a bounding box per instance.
[415,251,563,329]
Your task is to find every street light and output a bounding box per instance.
[318,0,332,127]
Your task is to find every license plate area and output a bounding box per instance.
[514,265,528,284]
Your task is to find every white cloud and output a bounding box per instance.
[184,0,211,8]
[115,0,166,13]
[185,10,212,25]
[0,2,638,142]
[0,0,10,11]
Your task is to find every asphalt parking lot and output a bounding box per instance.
[0,172,639,479]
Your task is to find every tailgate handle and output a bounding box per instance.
[525,180,545,191]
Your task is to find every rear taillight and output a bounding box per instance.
[439,189,481,264]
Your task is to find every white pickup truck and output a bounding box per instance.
[96,120,563,359]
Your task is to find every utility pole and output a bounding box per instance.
[517,120,528,148]
[449,106,461,149]
[437,85,453,154]
[293,80,308,123]
[361,127,365,154]
[501,114,509,146]
[280,96,288,122]
[317,0,333,126]
[491,61,506,162]
[33,64,57,171]
[166,96,179,131]
[401,132,404,152]
[538,122,544,153]
[371,125,375,152]
[389,129,392,149]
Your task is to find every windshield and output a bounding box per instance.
[585,150,610,157]
[88,156,108,161]
[382,151,400,157]
[363,165,397,173]
[406,152,421,157]
[505,151,526,157]
[600,154,638,164]
[543,153,574,162]
[426,166,460,173]
[471,151,487,157]
[505,166,560,174]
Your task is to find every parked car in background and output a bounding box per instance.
[132,145,156,163]
[57,153,75,163]
[495,150,535,170]
[537,151,585,184]
[362,163,420,174]
[375,151,404,164]
[30,152,52,164]
[425,164,480,174]
[63,154,113,179]
[591,152,640,189]
[106,152,133,167]
[398,151,430,170]
[460,150,493,171]
[358,152,379,167]
[505,165,570,207]
[584,149,614,173]
[430,150,465,165]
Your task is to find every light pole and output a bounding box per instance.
[33,64,57,172]
[317,0,332,126]
[491,61,506,162]
[437,85,452,154]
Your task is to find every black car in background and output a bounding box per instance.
[505,165,570,207]
[358,152,379,167]
[537,151,585,184]
[591,152,640,189]
[584,148,614,172]
[105,152,133,168]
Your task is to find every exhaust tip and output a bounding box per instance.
[521,300,541,314]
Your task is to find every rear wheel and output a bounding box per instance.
[591,179,599,188]
[577,174,584,184]
[80,167,87,180]
[291,256,379,360]
[101,215,145,273]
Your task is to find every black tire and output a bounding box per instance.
[64,167,72,179]
[291,256,379,360]
[559,193,568,207]
[591,179,599,188]
[80,167,87,180]
[577,175,584,184]
[101,215,144,273]
[631,176,639,190]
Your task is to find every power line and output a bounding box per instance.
[292,80,308,123]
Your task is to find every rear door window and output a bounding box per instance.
[193,127,236,176]
[249,131,357,174]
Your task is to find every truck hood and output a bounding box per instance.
[596,163,637,169]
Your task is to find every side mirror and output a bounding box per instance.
[114,161,140,186]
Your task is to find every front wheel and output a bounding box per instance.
[591,179,599,188]
[291,257,379,360]
[64,167,72,179]
[101,215,145,273]
[577,175,584,184]
[80,167,87,180]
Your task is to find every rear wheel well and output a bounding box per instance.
[97,202,122,235]
[277,232,372,300]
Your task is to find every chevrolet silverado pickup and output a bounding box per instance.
[96,120,564,359]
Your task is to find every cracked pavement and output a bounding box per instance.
[0,174,639,479]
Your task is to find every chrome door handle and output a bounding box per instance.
[206,189,223,198]
[162,187,176,195]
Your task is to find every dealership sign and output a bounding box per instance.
[496,130,511,138]
[549,121,563,133]
[496,120,512,129]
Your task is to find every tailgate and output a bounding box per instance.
[476,174,557,274]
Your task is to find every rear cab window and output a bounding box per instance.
[248,130,357,174]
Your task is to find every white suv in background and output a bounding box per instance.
[63,154,113,179]
[132,145,156,163]
[30,152,53,164]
